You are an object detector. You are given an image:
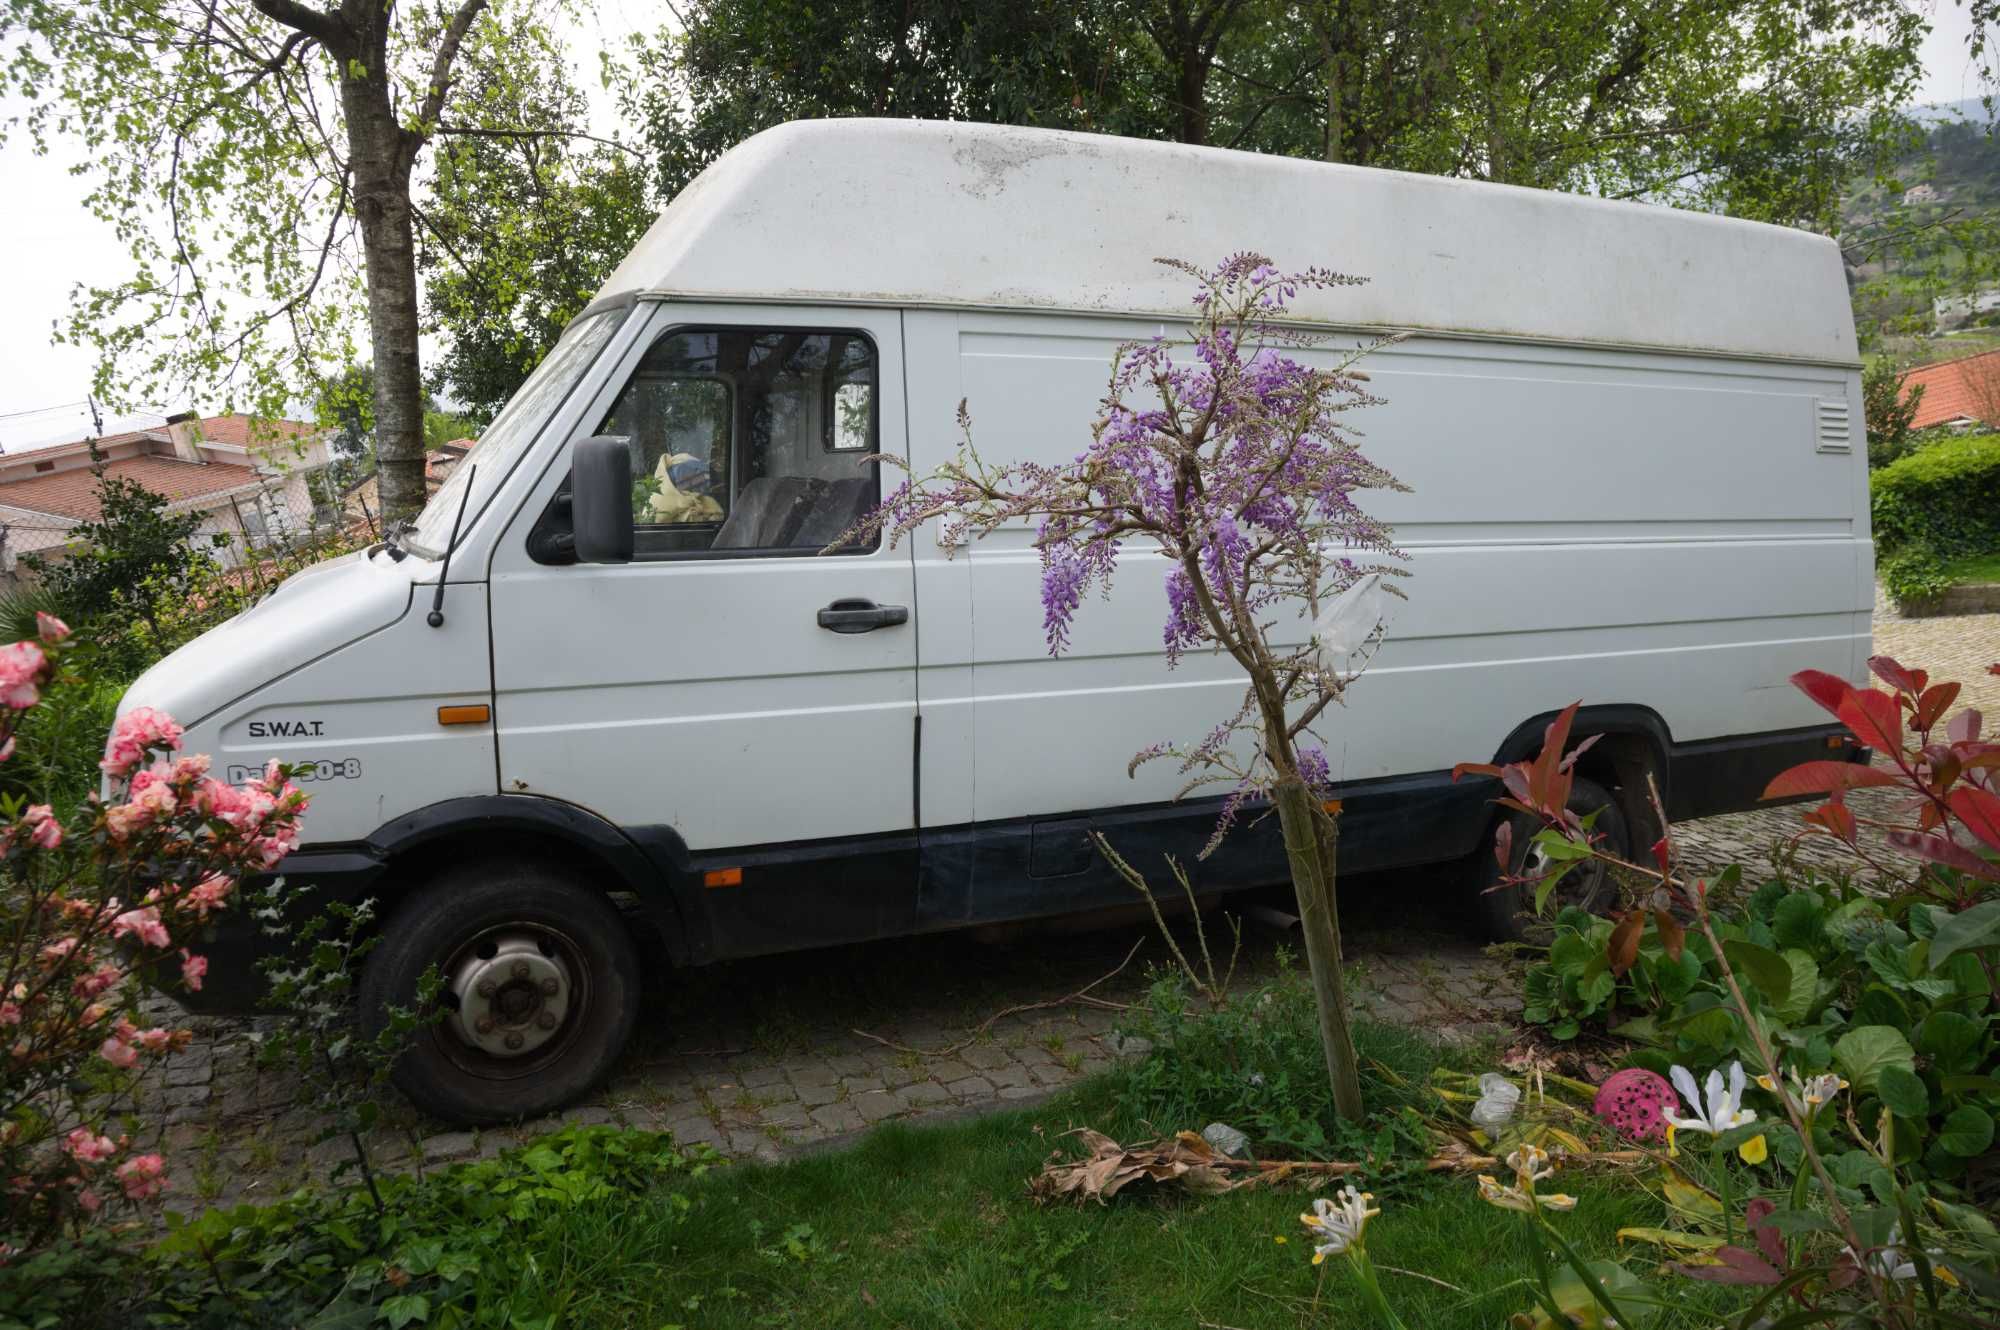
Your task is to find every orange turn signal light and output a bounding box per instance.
[703,867,743,889]
[437,704,491,727]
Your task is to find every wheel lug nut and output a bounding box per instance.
[511,960,531,979]
[539,977,559,996]
[475,1016,495,1034]
[536,1011,557,1030]
[504,1032,525,1050]
[475,979,496,999]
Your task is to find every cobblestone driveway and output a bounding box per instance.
[136,606,1999,1214]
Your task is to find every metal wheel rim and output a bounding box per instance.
[430,920,593,1083]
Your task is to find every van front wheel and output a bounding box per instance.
[359,864,642,1125]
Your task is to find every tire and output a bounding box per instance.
[358,861,643,1124]
[1473,775,1631,943]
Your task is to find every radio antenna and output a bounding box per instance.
[426,464,476,629]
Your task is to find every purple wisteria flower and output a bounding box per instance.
[844,252,1408,849]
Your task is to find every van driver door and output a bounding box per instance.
[487,303,919,958]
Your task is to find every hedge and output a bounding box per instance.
[1871,431,2000,558]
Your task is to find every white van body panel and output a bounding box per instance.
[486,303,917,849]
[901,310,1869,826]
[119,548,498,843]
[600,119,1857,366]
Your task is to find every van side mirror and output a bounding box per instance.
[570,435,635,564]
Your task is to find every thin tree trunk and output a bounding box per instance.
[340,57,428,522]
[1271,776,1365,1121]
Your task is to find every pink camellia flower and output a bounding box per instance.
[74,1187,101,1214]
[180,952,208,992]
[103,802,151,843]
[62,1128,117,1165]
[180,874,233,919]
[0,641,45,710]
[111,907,170,949]
[170,753,210,782]
[0,1002,18,1027]
[192,776,246,820]
[127,775,177,819]
[38,937,79,965]
[99,706,183,778]
[98,1037,138,1070]
[132,1027,172,1053]
[114,1154,166,1201]
[72,965,119,1002]
[35,612,69,643]
[0,736,14,763]
[21,805,60,851]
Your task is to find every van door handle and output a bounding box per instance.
[817,598,909,633]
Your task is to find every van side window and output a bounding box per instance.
[597,328,880,556]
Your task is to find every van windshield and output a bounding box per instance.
[403,307,627,558]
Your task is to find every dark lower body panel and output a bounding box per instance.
[174,721,1863,1014]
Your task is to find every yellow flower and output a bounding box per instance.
[1738,1133,1768,1165]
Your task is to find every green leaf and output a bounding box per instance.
[1939,1105,1995,1158]
[1770,890,1825,949]
[1929,900,2000,970]
[1833,1025,1917,1093]
[1675,1006,1737,1051]
[381,1295,429,1329]
[1777,949,1820,1024]
[1916,1010,1988,1074]
[1723,939,1790,1008]
[1876,1065,1929,1118]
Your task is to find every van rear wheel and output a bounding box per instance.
[359,863,642,1125]
[1473,776,1630,942]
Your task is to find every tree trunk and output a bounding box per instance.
[340,56,428,522]
[1270,776,1365,1121]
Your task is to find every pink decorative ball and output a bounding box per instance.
[1592,1068,1680,1142]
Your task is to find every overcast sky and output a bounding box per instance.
[0,2,1989,452]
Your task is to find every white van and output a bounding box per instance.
[124,120,1873,1123]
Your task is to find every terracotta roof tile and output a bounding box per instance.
[0,455,261,522]
[1902,349,2000,430]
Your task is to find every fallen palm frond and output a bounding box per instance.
[1030,1129,1652,1205]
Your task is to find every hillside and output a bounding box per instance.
[1848,107,2000,359]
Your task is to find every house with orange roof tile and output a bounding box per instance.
[0,412,333,576]
[1900,348,2000,433]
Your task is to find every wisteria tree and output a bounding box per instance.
[857,255,1407,1118]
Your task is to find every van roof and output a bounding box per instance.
[599,119,1858,366]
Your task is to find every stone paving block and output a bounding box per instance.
[997,1086,1043,1101]
[943,1076,995,1098]
[741,1064,790,1090]
[796,1081,841,1108]
[923,1058,976,1083]
[788,1062,839,1088]
[420,1132,478,1163]
[561,1105,615,1127]
[896,1081,950,1109]
[825,1054,872,1076]
[841,1075,886,1095]
[960,1043,1013,1071]
[984,1063,1032,1090]
[809,1102,865,1134]
[852,1091,902,1123]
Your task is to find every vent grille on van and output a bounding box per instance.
[1815,399,1852,454]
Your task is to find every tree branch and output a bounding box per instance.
[434,123,638,154]
[417,0,489,131]
[248,0,347,53]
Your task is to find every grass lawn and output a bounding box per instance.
[1940,550,2000,585]
[510,1069,1737,1329]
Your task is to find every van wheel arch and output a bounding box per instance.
[1487,704,1671,849]
[363,796,692,968]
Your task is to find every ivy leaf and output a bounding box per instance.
[381,1294,430,1329]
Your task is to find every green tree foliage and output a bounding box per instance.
[419,16,654,424]
[21,466,226,674]
[0,1,584,522]
[1863,357,1925,468]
